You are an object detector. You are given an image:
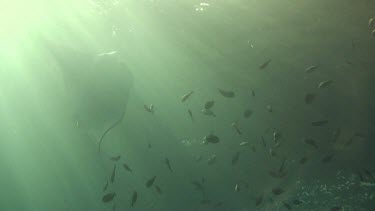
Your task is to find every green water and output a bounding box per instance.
[0,0,374,210]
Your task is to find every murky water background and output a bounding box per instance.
[0,0,374,210]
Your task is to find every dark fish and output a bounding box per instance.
[252,90,255,97]
[283,202,292,210]
[103,180,109,192]
[344,137,355,146]
[165,158,173,172]
[269,171,287,179]
[102,192,116,203]
[332,128,341,143]
[300,156,308,164]
[255,194,263,207]
[351,39,356,51]
[110,155,121,161]
[144,104,154,113]
[272,187,284,195]
[267,105,273,112]
[148,141,152,148]
[304,93,316,104]
[259,59,272,69]
[181,91,194,102]
[305,65,318,73]
[207,154,217,165]
[145,176,157,188]
[321,153,334,163]
[231,151,240,165]
[303,138,319,149]
[354,132,365,138]
[218,89,235,98]
[318,80,333,88]
[204,134,220,144]
[112,203,116,211]
[110,164,116,184]
[292,199,302,205]
[252,145,256,152]
[330,206,343,211]
[243,109,253,118]
[188,109,194,121]
[123,163,132,172]
[131,191,137,207]
[204,101,214,110]
[155,185,162,194]
[311,120,329,126]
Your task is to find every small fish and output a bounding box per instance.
[188,109,194,121]
[102,192,116,203]
[103,180,109,192]
[269,148,277,157]
[330,206,343,211]
[145,176,157,188]
[131,191,137,207]
[144,104,154,113]
[200,199,211,205]
[155,185,163,194]
[318,80,333,88]
[98,51,117,56]
[195,155,203,162]
[231,151,240,165]
[299,156,308,164]
[252,90,255,97]
[332,128,341,143]
[372,29,375,37]
[292,199,302,205]
[255,194,263,207]
[123,163,132,172]
[218,89,235,98]
[231,121,242,135]
[112,203,116,211]
[267,105,273,112]
[110,155,121,161]
[243,109,252,118]
[181,91,194,102]
[235,184,239,192]
[351,39,356,51]
[273,132,282,143]
[305,93,316,104]
[203,133,220,144]
[321,153,334,163]
[369,18,374,28]
[148,142,152,149]
[207,154,217,165]
[283,202,292,210]
[204,101,215,110]
[269,171,287,178]
[305,65,318,73]
[272,187,284,195]
[259,59,272,69]
[303,138,319,149]
[165,158,173,172]
[191,181,204,193]
[239,141,249,146]
[363,168,375,182]
[110,164,116,183]
[214,202,223,207]
[261,136,267,148]
[311,120,329,126]
[358,171,364,182]
[202,109,216,117]
[278,157,287,173]
[252,145,256,152]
